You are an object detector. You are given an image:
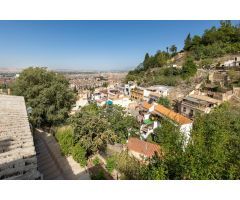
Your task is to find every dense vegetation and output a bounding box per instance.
[118,103,240,180]
[125,21,240,86]
[184,21,240,60]
[126,55,197,86]
[12,67,76,127]
[157,97,171,108]
[55,103,140,165]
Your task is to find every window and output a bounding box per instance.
[190,109,194,116]
[183,107,186,112]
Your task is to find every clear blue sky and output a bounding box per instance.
[0,20,238,71]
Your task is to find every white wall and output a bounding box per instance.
[180,123,192,142]
[112,98,132,108]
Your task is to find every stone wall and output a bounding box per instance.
[0,95,41,180]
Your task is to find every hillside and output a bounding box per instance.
[125,21,240,86]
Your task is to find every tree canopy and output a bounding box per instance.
[113,103,240,180]
[68,104,140,156]
[184,21,240,60]
[12,67,76,127]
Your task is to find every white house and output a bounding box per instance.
[111,97,132,108]
[146,85,173,97]
[140,101,193,142]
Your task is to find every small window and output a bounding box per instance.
[190,109,194,116]
[183,107,186,112]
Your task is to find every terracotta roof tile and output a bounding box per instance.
[127,137,161,158]
[143,101,152,110]
[154,104,192,125]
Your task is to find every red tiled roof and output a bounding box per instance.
[142,101,152,110]
[154,104,192,125]
[127,137,161,158]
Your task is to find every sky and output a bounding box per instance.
[0,20,238,71]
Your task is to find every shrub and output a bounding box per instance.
[157,97,171,108]
[91,170,106,180]
[72,143,87,167]
[93,157,100,165]
[55,126,74,155]
[106,156,116,173]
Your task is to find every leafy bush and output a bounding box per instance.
[72,143,87,167]
[106,156,116,173]
[55,126,74,155]
[93,157,100,165]
[91,170,106,180]
[157,97,171,108]
[181,57,197,79]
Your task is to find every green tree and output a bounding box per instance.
[184,33,192,51]
[102,82,109,88]
[143,53,150,65]
[169,45,177,56]
[157,97,171,108]
[103,105,139,142]
[185,103,240,179]
[12,67,76,127]
[69,104,117,155]
[181,57,197,79]
[152,121,186,179]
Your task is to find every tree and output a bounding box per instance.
[102,82,109,88]
[154,121,186,179]
[155,51,169,68]
[144,53,150,62]
[181,56,197,79]
[169,45,177,56]
[12,67,76,127]
[157,97,171,108]
[184,33,192,51]
[103,105,139,142]
[184,103,240,179]
[69,104,117,155]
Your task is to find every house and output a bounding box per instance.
[124,81,136,96]
[222,57,240,67]
[202,85,233,101]
[130,86,144,101]
[180,93,221,119]
[153,104,193,140]
[108,88,124,99]
[148,92,161,102]
[140,101,193,141]
[110,97,132,108]
[127,137,161,160]
[146,85,173,97]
